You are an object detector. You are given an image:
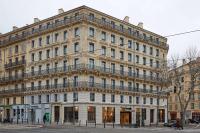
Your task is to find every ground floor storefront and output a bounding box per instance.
[1,103,167,126]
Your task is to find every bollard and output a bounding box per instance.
[79,120,81,126]
[17,118,18,124]
[27,118,28,124]
[113,122,114,128]
[57,120,59,125]
[22,118,23,124]
[38,118,39,124]
[104,121,105,128]
[95,121,96,127]
[86,120,87,127]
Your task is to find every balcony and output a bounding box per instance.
[4,60,26,69]
[0,81,162,96]
[0,74,25,84]
[0,14,168,50]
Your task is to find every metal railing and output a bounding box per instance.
[0,14,168,49]
[0,64,162,83]
[0,81,161,95]
[4,60,26,69]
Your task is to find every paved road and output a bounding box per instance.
[1,126,200,133]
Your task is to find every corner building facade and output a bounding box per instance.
[0,6,168,126]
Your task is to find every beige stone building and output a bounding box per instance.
[168,60,200,121]
[0,6,168,126]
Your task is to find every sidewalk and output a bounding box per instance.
[0,123,42,129]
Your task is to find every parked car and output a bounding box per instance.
[188,119,199,124]
[164,120,177,127]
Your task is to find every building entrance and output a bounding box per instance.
[54,106,60,123]
[120,108,131,125]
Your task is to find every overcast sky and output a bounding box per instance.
[0,0,200,58]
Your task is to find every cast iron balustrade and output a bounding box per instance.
[0,73,25,84]
[4,60,26,69]
[0,81,163,96]
[0,14,168,50]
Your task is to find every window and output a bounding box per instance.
[128,40,132,48]
[89,76,94,87]
[156,49,159,56]
[73,92,78,102]
[46,49,50,58]
[89,43,94,53]
[111,79,115,89]
[102,94,106,102]
[38,95,41,104]
[150,98,153,104]
[63,45,67,55]
[74,27,80,37]
[63,77,67,87]
[128,67,132,76]
[90,93,95,101]
[46,35,50,44]
[136,69,139,77]
[136,42,139,51]
[54,94,58,102]
[120,65,124,75]
[46,80,50,88]
[74,58,79,67]
[54,78,58,88]
[55,33,59,42]
[120,24,124,31]
[15,45,18,53]
[111,94,115,103]
[111,48,115,58]
[150,47,153,55]
[21,96,24,104]
[143,57,146,65]
[120,51,124,60]
[89,27,94,37]
[143,45,146,53]
[143,97,146,104]
[156,38,159,44]
[128,53,132,62]
[46,95,50,103]
[39,37,42,46]
[120,37,124,46]
[150,59,153,67]
[64,94,67,102]
[102,61,106,71]
[102,78,106,88]
[31,96,34,104]
[111,34,115,43]
[63,30,67,40]
[88,106,96,122]
[191,103,195,109]
[120,80,124,89]
[156,61,159,68]
[74,42,79,53]
[136,97,139,104]
[101,46,106,56]
[89,58,94,68]
[55,47,58,56]
[111,21,115,28]
[89,13,94,20]
[31,40,35,48]
[136,55,139,64]
[143,70,146,78]
[31,53,34,61]
[13,97,16,105]
[142,108,147,120]
[129,96,132,104]
[39,51,42,60]
[128,82,132,90]
[111,63,115,73]
[120,95,124,103]
[101,31,106,40]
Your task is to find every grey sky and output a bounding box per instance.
[0,0,200,58]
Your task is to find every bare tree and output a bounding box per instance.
[170,46,200,127]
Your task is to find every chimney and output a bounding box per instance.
[123,16,129,23]
[58,8,64,14]
[138,22,143,28]
[13,26,18,31]
[34,18,40,23]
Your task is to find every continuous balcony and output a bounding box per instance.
[0,14,168,50]
[25,64,162,83]
[0,74,25,84]
[4,60,26,70]
[0,81,166,97]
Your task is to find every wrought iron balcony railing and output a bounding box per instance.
[0,63,162,84]
[0,14,168,50]
[4,60,26,69]
[0,81,164,96]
